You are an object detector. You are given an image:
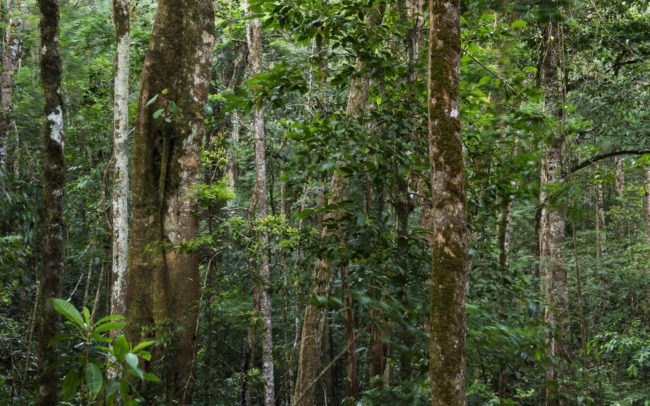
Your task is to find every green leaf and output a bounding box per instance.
[113,335,129,360]
[137,350,151,361]
[51,298,84,328]
[511,20,527,29]
[94,322,126,334]
[94,314,125,326]
[62,369,82,400]
[124,353,138,370]
[132,339,155,353]
[85,362,103,398]
[104,380,119,400]
[145,94,158,107]
[153,108,164,119]
[82,307,91,325]
[143,372,160,382]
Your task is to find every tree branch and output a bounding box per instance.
[569,150,650,174]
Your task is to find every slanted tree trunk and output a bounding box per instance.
[35,0,65,403]
[0,0,23,170]
[125,1,214,403]
[293,59,370,406]
[109,0,130,341]
[539,9,569,406]
[426,0,468,405]
[243,0,275,402]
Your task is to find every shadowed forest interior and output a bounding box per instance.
[0,0,649,404]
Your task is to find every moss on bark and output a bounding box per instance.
[426,1,468,405]
[126,0,214,403]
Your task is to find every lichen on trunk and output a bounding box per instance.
[36,0,65,403]
[125,0,214,403]
[426,0,468,405]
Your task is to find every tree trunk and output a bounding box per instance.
[614,156,624,195]
[125,0,214,402]
[643,165,650,236]
[498,199,514,268]
[342,265,359,400]
[427,1,468,405]
[0,0,23,170]
[539,11,569,406]
[242,0,275,403]
[293,59,370,406]
[109,0,130,339]
[35,0,65,403]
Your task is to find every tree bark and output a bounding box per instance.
[426,1,468,405]
[342,265,359,400]
[539,10,569,406]
[293,59,370,406]
[0,0,23,170]
[643,165,650,235]
[35,0,65,403]
[614,156,624,195]
[125,0,214,402]
[109,0,130,341]
[242,0,275,403]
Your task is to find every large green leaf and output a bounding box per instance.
[62,369,82,400]
[51,298,84,328]
[84,362,103,398]
[94,321,126,334]
[112,334,129,360]
[124,352,138,370]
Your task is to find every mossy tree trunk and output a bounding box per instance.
[539,8,569,406]
[109,0,130,343]
[426,0,468,405]
[35,0,65,403]
[644,165,650,235]
[0,0,23,170]
[125,0,214,403]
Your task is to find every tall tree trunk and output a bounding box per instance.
[498,199,514,268]
[35,0,65,403]
[125,1,214,403]
[342,264,359,400]
[0,0,22,170]
[539,10,569,406]
[614,156,624,195]
[293,59,370,406]
[643,165,650,235]
[426,0,468,405]
[225,45,247,203]
[109,0,130,339]
[243,0,275,403]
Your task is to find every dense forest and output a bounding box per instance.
[0,0,648,404]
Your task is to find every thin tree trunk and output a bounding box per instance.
[342,264,359,400]
[125,1,214,402]
[35,0,65,403]
[293,59,370,406]
[427,0,468,405]
[539,9,569,405]
[243,0,275,403]
[109,0,130,338]
[614,156,624,195]
[643,165,650,236]
[0,0,22,170]
[498,199,514,268]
